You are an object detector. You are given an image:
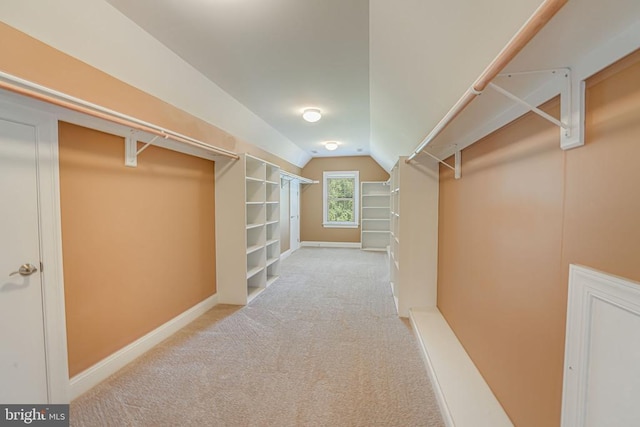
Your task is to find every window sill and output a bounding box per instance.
[323,223,359,229]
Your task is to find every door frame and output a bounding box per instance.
[0,95,69,403]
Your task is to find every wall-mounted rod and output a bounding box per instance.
[0,71,239,160]
[280,170,316,184]
[407,0,567,163]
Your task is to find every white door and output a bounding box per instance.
[290,180,300,252]
[0,111,49,403]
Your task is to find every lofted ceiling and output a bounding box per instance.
[105,0,371,160]
[0,1,638,170]
[102,0,544,169]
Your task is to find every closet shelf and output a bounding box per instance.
[246,244,263,255]
[246,266,263,280]
[266,257,279,267]
[361,181,390,251]
[218,153,282,306]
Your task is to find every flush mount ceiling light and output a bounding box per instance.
[302,108,322,123]
[324,141,339,151]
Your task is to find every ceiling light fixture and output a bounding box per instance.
[302,108,322,123]
[324,141,339,151]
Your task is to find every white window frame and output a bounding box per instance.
[322,170,359,228]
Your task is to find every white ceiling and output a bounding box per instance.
[105,0,371,159]
[1,0,638,171]
[103,0,545,169]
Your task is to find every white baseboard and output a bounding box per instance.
[280,249,292,260]
[301,241,361,249]
[69,293,219,400]
[409,307,513,427]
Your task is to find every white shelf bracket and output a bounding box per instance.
[419,146,462,180]
[454,149,461,180]
[563,71,586,150]
[124,133,160,167]
[124,131,138,167]
[492,68,585,151]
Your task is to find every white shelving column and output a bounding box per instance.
[215,153,281,305]
[361,181,390,251]
[265,163,281,286]
[245,155,267,301]
[389,156,439,317]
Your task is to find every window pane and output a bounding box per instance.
[328,178,354,199]
[328,199,354,222]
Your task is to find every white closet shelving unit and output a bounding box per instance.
[216,153,281,304]
[389,156,439,317]
[360,181,390,251]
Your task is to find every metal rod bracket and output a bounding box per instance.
[124,131,138,167]
[492,68,585,150]
[125,134,161,167]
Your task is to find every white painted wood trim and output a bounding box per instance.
[35,110,70,404]
[0,96,70,403]
[410,308,513,427]
[300,241,361,249]
[69,294,218,400]
[561,265,640,427]
[280,249,292,260]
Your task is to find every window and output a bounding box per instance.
[323,171,359,228]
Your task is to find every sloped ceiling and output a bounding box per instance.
[0,0,638,170]
[103,0,543,170]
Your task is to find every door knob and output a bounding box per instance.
[9,264,38,277]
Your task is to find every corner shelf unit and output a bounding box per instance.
[361,181,391,251]
[215,153,281,305]
[389,156,439,317]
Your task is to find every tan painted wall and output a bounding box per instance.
[59,122,216,377]
[0,22,305,375]
[0,22,302,175]
[300,156,389,243]
[437,50,640,427]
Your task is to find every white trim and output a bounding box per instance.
[322,223,359,229]
[410,307,513,427]
[301,241,361,249]
[561,265,640,427]
[322,170,360,228]
[69,294,218,400]
[0,97,70,403]
[280,249,292,260]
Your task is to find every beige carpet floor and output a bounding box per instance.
[71,248,444,426]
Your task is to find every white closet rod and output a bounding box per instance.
[0,70,239,160]
[406,0,567,163]
[280,170,317,184]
